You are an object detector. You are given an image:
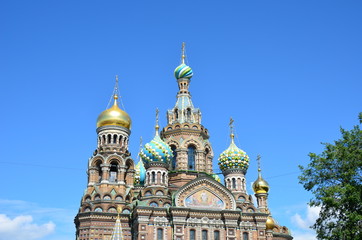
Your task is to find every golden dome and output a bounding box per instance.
[252,169,270,194]
[96,95,131,129]
[266,216,275,230]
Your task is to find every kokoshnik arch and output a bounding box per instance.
[74,43,293,240]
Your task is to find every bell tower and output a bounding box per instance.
[75,77,135,240]
[161,43,214,187]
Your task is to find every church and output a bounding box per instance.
[74,44,293,240]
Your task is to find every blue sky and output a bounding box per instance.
[1,1,361,239]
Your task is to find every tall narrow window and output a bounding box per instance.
[162,172,165,184]
[152,172,156,183]
[157,229,163,240]
[187,108,191,121]
[188,145,196,170]
[119,135,123,147]
[243,232,249,240]
[214,231,220,240]
[171,145,177,170]
[96,161,102,183]
[107,134,111,144]
[202,230,208,240]
[232,178,236,189]
[190,229,196,240]
[174,108,179,119]
[109,161,118,182]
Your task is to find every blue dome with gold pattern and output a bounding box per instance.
[174,63,193,79]
[218,134,250,173]
[140,133,173,167]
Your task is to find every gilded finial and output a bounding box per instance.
[181,42,186,64]
[229,117,235,140]
[155,108,160,134]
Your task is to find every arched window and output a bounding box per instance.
[108,207,117,213]
[232,178,236,189]
[118,136,122,147]
[202,230,208,240]
[96,161,102,183]
[174,108,179,119]
[157,228,163,240]
[107,134,111,144]
[94,207,103,212]
[103,195,111,201]
[152,172,156,183]
[188,145,196,170]
[109,161,118,182]
[187,108,191,121]
[162,172,166,184]
[113,134,117,144]
[214,230,220,240]
[122,209,130,214]
[156,190,164,196]
[171,145,177,170]
[190,229,196,240]
[150,202,158,207]
[243,232,249,240]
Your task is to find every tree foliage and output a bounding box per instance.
[299,113,362,240]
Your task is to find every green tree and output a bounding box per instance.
[299,113,362,240]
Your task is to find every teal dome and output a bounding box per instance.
[218,135,250,173]
[134,160,146,185]
[174,63,193,79]
[140,134,173,167]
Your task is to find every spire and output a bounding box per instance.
[229,117,235,142]
[170,43,197,124]
[114,75,119,97]
[257,154,261,173]
[108,75,120,108]
[181,42,186,64]
[257,154,263,178]
[110,206,124,240]
[155,108,160,135]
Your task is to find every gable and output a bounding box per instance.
[174,176,236,210]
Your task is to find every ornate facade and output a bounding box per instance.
[74,44,293,240]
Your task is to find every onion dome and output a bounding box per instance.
[140,124,173,168]
[174,42,193,79]
[174,63,193,79]
[96,95,131,129]
[218,133,250,173]
[134,160,146,185]
[252,168,270,194]
[266,216,276,230]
